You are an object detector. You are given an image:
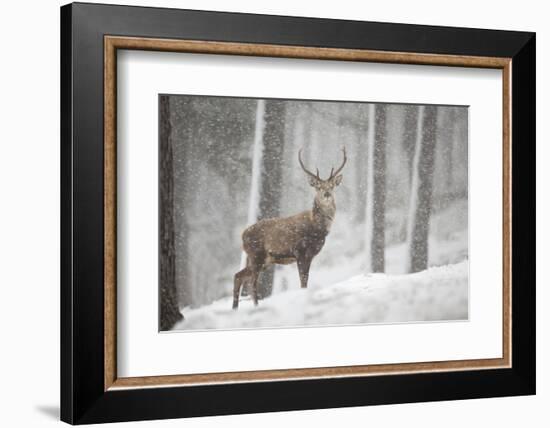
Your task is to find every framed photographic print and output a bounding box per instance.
[60,2,535,424]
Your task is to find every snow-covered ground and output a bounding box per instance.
[172,200,468,331]
[173,260,468,331]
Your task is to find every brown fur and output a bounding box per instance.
[232,148,346,309]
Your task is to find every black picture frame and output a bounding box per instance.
[61,2,535,424]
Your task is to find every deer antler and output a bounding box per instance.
[328,147,347,181]
[298,149,320,180]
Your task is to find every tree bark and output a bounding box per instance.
[159,96,183,330]
[239,100,265,298]
[398,106,420,241]
[172,98,197,308]
[406,105,438,273]
[365,104,387,273]
[256,100,286,299]
[444,108,457,190]
[354,108,368,224]
[240,99,266,271]
[402,105,419,183]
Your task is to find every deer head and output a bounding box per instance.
[298,147,347,213]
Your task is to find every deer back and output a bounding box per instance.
[242,211,328,259]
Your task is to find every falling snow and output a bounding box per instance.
[160,95,469,331]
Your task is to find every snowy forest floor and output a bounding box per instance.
[172,260,468,331]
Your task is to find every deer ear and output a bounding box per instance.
[333,174,343,186]
[308,176,319,188]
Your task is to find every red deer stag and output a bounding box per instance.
[233,148,347,309]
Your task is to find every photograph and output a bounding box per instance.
[159,94,469,331]
[55,2,535,424]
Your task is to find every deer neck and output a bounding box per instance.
[311,198,335,233]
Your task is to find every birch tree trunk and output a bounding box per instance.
[365,104,387,273]
[406,105,438,273]
[159,96,183,330]
[403,105,419,183]
[240,100,266,270]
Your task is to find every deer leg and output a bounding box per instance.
[297,256,313,289]
[249,267,262,306]
[245,254,265,307]
[233,267,250,310]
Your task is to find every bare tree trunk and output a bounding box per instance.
[256,100,286,299]
[398,106,420,241]
[159,95,183,330]
[406,105,438,273]
[240,100,266,270]
[354,108,368,224]
[402,105,419,183]
[365,104,387,273]
[172,98,197,308]
[444,109,456,190]
[238,100,265,298]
